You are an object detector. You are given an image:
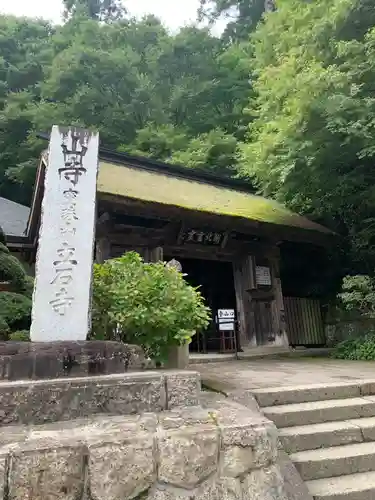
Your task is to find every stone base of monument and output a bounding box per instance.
[0,341,146,380]
[0,388,303,500]
[0,344,307,499]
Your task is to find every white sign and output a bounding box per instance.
[219,322,235,331]
[30,126,99,342]
[255,266,272,286]
[218,309,235,320]
[218,309,235,331]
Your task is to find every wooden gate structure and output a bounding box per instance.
[284,297,326,346]
[24,147,332,352]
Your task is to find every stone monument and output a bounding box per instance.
[31,126,99,342]
[2,126,144,380]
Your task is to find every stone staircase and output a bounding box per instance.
[252,381,375,500]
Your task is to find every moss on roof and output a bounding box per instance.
[97,161,331,234]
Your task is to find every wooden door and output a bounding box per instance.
[233,255,256,348]
[253,298,274,345]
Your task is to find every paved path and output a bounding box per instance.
[190,358,375,391]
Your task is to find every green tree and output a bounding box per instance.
[0,226,32,338]
[0,9,254,206]
[63,0,126,21]
[243,0,375,275]
[0,16,53,205]
[199,0,271,41]
[171,128,241,176]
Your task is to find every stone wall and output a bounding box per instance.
[0,371,199,426]
[0,398,291,500]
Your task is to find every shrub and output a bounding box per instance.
[332,329,375,360]
[92,252,211,361]
[0,225,33,338]
[338,275,375,318]
[0,292,32,334]
[9,330,30,341]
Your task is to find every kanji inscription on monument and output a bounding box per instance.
[30,126,99,341]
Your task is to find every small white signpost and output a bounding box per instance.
[30,126,99,342]
[218,309,235,331]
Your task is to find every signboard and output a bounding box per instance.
[255,266,272,286]
[218,309,235,331]
[218,309,235,320]
[178,227,227,247]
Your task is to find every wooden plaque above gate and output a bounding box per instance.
[177,227,228,248]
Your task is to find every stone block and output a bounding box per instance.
[8,440,85,500]
[159,407,213,430]
[8,353,34,380]
[277,450,313,500]
[218,408,278,473]
[0,451,8,500]
[198,477,243,500]
[0,426,28,448]
[0,341,146,380]
[0,355,10,379]
[242,464,289,500]
[158,426,219,489]
[165,371,200,409]
[88,432,156,500]
[33,353,66,379]
[80,371,167,416]
[0,372,167,426]
[219,421,278,478]
[147,478,243,500]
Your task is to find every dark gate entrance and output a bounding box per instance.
[171,257,237,352]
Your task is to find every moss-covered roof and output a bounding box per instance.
[97,161,331,234]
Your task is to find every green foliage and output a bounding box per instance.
[332,330,375,360]
[9,330,30,341]
[0,16,53,204]
[0,241,31,292]
[338,275,375,318]
[0,292,32,338]
[170,128,241,177]
[120,124,190,161]
[0,226,32,337]
[244,0,375,276]
[0,14,253,204]
[92,252,211,361]
[63,0,126,21]
[199,0,269,41]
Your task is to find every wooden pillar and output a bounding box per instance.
[270,251,289,347]
[233,255,257,349]
[95,237,111,263]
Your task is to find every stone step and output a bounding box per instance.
[253,381,375,408]
[279,420,363,454]
[306,470,375,500]
[290,441,375,481]
[263,396,375,428]
[280,416,375,453]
